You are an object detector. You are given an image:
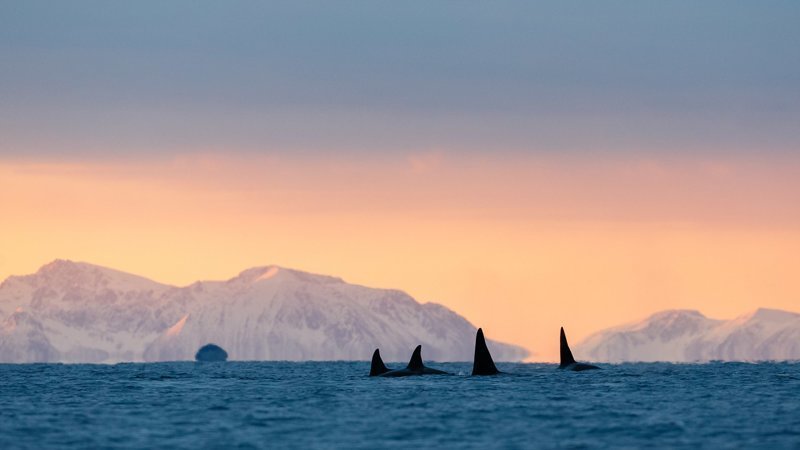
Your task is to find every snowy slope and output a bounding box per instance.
[0,260,528,363]
[575,308,800,362]
[0,260,176,363]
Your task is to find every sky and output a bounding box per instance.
[1,1,799,360]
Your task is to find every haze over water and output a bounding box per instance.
[2,362,799,449]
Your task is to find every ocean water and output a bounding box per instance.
[1,362,799,449]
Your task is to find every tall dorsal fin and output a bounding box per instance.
[472,328,499,375]
[407,345,424,371]
[560,327,576,367]
[369,349,390,376]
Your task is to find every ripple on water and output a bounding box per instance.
[1,362,799,449]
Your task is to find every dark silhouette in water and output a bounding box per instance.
[379,345,450,377]
[369,349,391,376]
[195,344,228,362]
[559,327,599,371]
[472,328,500,375]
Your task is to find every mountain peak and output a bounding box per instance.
[30,259,106,286]
[228,265,344,286]
[34,259,132,279]
[38,259,86,273]
[647,309,706,321]
[740,308,800,323]
[232,265,283,283]
[8,259,168,293]
[638,309,710,330]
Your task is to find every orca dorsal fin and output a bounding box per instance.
[407,345,424,371]
[369,349,390,376]
[472,328,499,375]
[560,327,576,367]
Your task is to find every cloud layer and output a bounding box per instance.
[2,1,799,156]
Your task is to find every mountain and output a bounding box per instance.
[575,308,800,362]
[0,260,528,363]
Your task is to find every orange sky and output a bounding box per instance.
[2,152,799,361]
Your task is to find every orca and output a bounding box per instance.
[559,327,600,371]
[369,349,391,376]
[472,328,500,375]
[379,345,450,377]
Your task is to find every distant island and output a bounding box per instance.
[0,260,528,363]
[195,344,228,362]
[575,308,800,362]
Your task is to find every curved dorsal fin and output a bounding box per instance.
[407,345,424,370]
[369,348,390,376]
[560,327,576,367]
[472,328,499,375]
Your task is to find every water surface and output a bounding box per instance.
[1,362,798,449]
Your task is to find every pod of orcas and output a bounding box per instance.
[369,327,599,377]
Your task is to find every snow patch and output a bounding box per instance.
[166,314,189,337]
[257,267,280,281]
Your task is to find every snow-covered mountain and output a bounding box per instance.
[575,308,800,362]
[0,260,528,363]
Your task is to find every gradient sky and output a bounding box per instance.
[1,1,799,360]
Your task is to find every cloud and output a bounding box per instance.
[0,1,798,157]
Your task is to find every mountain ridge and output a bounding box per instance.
[0,260,529,363]
[575,308,800,362]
